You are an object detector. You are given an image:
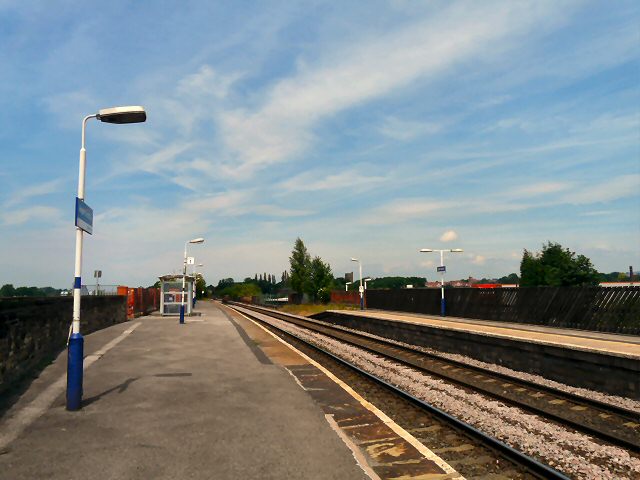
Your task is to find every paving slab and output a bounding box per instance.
[0,302,369,480]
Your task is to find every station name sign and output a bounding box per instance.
[75,197,93,235]
[437,266,446,272]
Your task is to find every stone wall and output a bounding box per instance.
[313,311,640,399]
[0,296,127,396]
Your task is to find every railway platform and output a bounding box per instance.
[316,309,640,399]
[330,309,640,358]
[0,301,460,480]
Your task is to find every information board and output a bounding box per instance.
[75,197,93,234]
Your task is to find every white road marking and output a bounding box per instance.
[235,310,463,479]
[0,322,141,451]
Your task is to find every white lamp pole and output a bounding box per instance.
[419,248,463,317]
[345,281,352,292]
[67,106,146,412]
[180,238,204,324]
[351,258,364,310]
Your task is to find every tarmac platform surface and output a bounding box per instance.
[0,302,375,480]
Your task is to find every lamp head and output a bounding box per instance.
[450,248,464,253]
[97,106,146,124]
[189,238,205,244]
[351,257,359,262]
[419,249,433,253]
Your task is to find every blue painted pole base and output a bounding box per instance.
[360,297,364,310]
[66,333,84,411]
[179,304,185,324]
[441,298,446,317]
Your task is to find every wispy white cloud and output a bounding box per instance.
[177,65,240,100]
[440,230,458,242]
[215,2,570,177]
[580,210,615,217]
[360,174,639,226]
[562,174,640,205]
[189,190,311,218]
[278,166,385,193]
[471,255,487,266]
[378,116,443,141]
[1,205,62,226]
[4,179,64,207]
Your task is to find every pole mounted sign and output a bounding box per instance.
[75,197,93,235]
[437,266,446,272]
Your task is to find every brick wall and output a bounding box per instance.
[0,296,127,396]
[330,290,360,305]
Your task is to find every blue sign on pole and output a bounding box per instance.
[75,197,93,235]
[437,266,446,273]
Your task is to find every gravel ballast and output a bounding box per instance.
[260,313,640,480]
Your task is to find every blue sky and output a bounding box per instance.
[0,1,638,288]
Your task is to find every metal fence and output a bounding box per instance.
[365,286,640,334]
[82,284,120,296]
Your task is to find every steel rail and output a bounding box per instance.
[316,310,639,420]
[235,302,640,452]
[228,303,571,480]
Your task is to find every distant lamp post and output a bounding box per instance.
[345,281,352,292]
[180,238,204,324]
[419,248,463,317]
[67,106,146,412]
[351,258,364,310]
[363,278,372,290]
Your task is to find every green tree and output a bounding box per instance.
[520,242,600,287]
[218,282,261,300]
[289,237,311,296]
[0,284,16,297]
[365,276,426,289]
[217,278,235,290]
[14,286,40,297]
[497,273,520,284]
[195,274,207,298]
[309,256,333,302]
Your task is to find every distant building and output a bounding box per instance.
[599,281,640,287]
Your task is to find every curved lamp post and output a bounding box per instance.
[351,258,364,310]
[419,248,463,317]
[180,238,204,324]
[67,106,146,411]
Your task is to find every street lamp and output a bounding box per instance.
[351,258,364,310]
[345,281,352,292]
[363,278,372,290]
[181,238,204,324]
[67,106,146,411]
[419,248,463,317]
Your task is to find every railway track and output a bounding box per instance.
[227,302,574,480]
[233,302,640,453]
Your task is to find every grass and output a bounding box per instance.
[279,302,359,317]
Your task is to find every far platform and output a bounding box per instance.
[317,308,640,399]
[329,309,640,359]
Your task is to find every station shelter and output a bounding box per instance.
[159,274,195,316]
